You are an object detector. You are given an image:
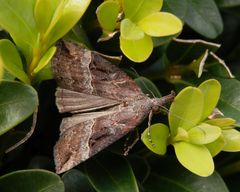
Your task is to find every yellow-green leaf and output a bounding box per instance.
[123,0,163,22]
[120,19,144,40]
[141,123,169,155]
[33,46,56,75]
[173,141,214,177]
[188,123,221,144]
[169,87,204,136]
[34,0,64,34]
[0,39,30,84]
[205,135,225,157]
[120,34,153,62]
[96,0,120,32]
[198,79,221,120]
[138,12,183,37]
[205,118,236,129]
[222,129,240,152]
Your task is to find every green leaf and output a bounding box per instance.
[137,12,183,37]
[198,79,221,120]
[205,135,225,157]
[162,0,188,20]
[45,0,91,48]
[34,0,64,34]
[62,169,94,192]
[120,19,144,40]
[0,39,30,84]
[141,123,169,155]
[33,46,56,75]
[134,76,162,97]
[96,0,120,32]
[222,129,240,152]
[205,118,236,129]
[85,152,139,192]
[184,0,223,38]
[120,34,153,62]
[188,123,222,144]
[123,0,163,22]
[0,169,64,192]
[169,87,204,135]
[0,0,38,63]
[217,78,240,126]
[0,81,38,136]
[215,0,240,8]
[173,141,214,177]
[33,62,53,83]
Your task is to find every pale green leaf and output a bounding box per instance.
[174,141,214,177]
[205,135,225,157]
[141,123,169,155]
[0,0,38,63]
[0,39,30,84]
[33,46,56,75]
[96,0,120,32]
[169,87,204,136]
[205,118,236,129]
[198,79,221,120]
[120,19,144,40]
[188,123,222,144]
[123,0,163,22]
[44,0,91,49]
[34,0,64,34]
[222,129,240,152]
[138,12,183,37]
[120,34,153,62]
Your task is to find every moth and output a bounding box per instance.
[52,41,174,174]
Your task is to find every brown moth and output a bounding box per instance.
[52,41,174,174]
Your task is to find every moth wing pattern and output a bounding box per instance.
[52,40,155,174]
[51,40,145,102]
[54,98,153,174]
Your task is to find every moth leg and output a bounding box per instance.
[123,128,139,156]
[147,110,155,146]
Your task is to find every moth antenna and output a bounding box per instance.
[5,109,38,153]
[130,67,157,98]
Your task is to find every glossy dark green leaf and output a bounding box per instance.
[143,157,229,192]
[141,123,169,155]
[184,0,223,38]
[85,152,139,192]
[0,0,38,63]
[134,76,161,97]
[123,0,163,22]
[217,78,240,126]
[0,39,30,84]
[96,1,120,32]
[215,0,240,8]
[162,0,188,20]
[62,169,94,192]
[169,87,204,135]
[0,81,38,136]
[0,169,64,192]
